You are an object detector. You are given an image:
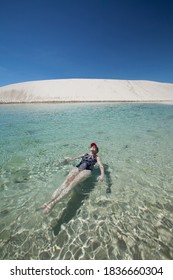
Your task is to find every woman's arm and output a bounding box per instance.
[65,154,85,162]
[96,156,105,181]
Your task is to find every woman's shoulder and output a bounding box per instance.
[82,153,88,157]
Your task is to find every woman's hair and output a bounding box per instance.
[90,142,99,152]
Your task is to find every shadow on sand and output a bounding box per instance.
[52,164,112,235]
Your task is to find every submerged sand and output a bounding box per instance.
[0,79,173,103]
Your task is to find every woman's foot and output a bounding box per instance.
[35,203,47,211]
[43,203,52,214]
[40,203,47,209]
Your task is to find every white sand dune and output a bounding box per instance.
[0,79,173,103]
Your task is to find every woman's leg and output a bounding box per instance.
[51,168,79,199]
[40,168,79,209]
[43,169,91,214]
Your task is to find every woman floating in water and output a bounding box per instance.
[41,143,104,214]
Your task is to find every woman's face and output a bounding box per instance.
[90,145,97,154]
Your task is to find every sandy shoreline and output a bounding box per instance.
[0,79,173,104]
[1,100,173,105]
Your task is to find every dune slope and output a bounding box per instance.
[0,79,173,103]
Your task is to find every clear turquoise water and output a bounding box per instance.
[0,103,173,260]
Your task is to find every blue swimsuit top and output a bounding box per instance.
[76,153,97,171]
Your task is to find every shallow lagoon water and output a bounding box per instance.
[0,103,173,260]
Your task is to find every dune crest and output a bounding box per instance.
[0,79,173,103]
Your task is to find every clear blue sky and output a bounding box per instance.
[0,0,173,86]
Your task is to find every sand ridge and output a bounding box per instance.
[0,79,173,103]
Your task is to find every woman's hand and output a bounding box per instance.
[64,157,71,161]
[97,175,104,182]
[62,157,71,164]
